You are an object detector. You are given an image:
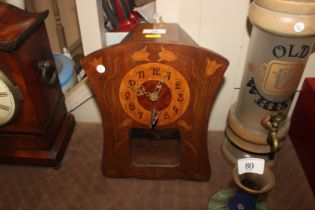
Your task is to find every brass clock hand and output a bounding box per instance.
[128,71,170,102]
[135,85,145,96]
[128,84,150,97]
[149,72,170,102]
[137,85,152,98]
[131,84,159,101]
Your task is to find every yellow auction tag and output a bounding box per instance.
[145,34,161,38]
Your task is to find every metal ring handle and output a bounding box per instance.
[38,60,58,87]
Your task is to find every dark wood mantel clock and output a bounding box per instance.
[81,23,228,180]
[0,3,75,167]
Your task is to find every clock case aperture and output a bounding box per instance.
[81,23,229,180]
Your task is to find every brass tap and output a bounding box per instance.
[261,113,285,158]
[263,119,280,153]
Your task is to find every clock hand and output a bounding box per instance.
[137,85,152,98]
[128,84,150,97]
[132,84,159,101]
[128,71,169,102]
[148,72,169,102]
[135,85,144,96]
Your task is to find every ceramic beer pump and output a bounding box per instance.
[222,0,315,165]
[209,1,315,209]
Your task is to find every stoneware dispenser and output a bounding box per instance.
[222,0,315,165]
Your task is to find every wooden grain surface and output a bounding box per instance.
[0,2,75,166]
[81,23,229,180]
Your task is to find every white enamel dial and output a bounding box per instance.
[0,71,21,126]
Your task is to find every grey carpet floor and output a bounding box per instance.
[0,122,314,210]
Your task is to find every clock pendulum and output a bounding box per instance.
[0,2,75,167]
[81,23,229,180]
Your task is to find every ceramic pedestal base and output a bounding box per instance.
[208,188,269,210]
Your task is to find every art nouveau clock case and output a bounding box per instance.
[0,3,75,166]
[81,23,228,180]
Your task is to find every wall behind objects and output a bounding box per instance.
[75,0,315,130]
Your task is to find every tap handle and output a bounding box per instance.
[261,113,286,157]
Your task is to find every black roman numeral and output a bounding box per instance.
[0,104,10,111]
[0,92,8,97]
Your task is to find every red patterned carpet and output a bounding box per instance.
[0,123,314,210]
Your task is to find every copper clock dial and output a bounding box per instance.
[119,63,190,126]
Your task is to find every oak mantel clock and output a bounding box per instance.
[0,3,75,167]
[81,23,229,180]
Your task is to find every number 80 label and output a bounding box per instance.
[237,158,265,175]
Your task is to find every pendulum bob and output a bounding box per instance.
[222,0,315,166]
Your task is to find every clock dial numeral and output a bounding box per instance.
[124,91,130,100]
[128,102,136,111]
[0,71,21,126]
[138,112,144,119]
[177,93,184,102]
[172,105,179,114]
[152,67,160,76]
[119,63,190,126]
[0,92,8,97]
[137,71,145,79]
[175,81,181,89]
[128,80,136,87]
[163,112,170,119]
[0,104,10,111]
[165,71,171,80]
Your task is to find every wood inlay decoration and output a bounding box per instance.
[81,23,229,180]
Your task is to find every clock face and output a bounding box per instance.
[0,71,20,126]
[119,63,190,126]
